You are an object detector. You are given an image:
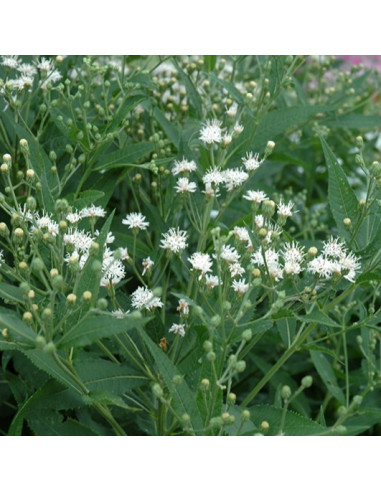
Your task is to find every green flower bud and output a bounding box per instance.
[31,257,44,274]
[242,329,252,342]
[200,378,210,391]
[262,200,276,218]
[35,335,46,349]
[281,385,292,400]
[228,393,236,405]
[211,314,221,327]
[52,274,65,291]
[97,298,108,310]
[352,395,363,406]
[26,196,37,212]
[301,375,313,388]
[172,375,183,386]
[203,340,213,352]
[152,383,163,399]
[209,416,223,429]
[236,360,246,373]
[206,351,216,362]
[43,342,56,354]
[241,409,251,421]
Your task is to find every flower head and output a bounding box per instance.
[172,158,197,175]
[169,323,186,337]
[243,190,269,204]
[160,228,188,254]
[122,212,149,231]
[131,286,163,311]
[200,119,223,144]
[175,177,197,194]
[242,152,262,171]
[188,252,213,279]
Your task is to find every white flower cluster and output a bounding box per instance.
[1,56,62,94]
[307,237,361,283]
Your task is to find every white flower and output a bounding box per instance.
[188,252,213,279]
[277,200,296,218]
[142,257,154,276]
[220,245,240,264]
[18,63,37,77]
[0,250,4,263]
[100,256,126,287]
[37,57,54,72]
[229,262,245,278]
[322,236,346,259]
[242,152,262,171]
[284,261,302,275]
[226,103,238,118]
[232,279,249,295]
[81,204,106,219]
[222,168,249,191]
[94,230,115,244]
[169,323,186,337]
[66,211,82,224]
[339,251,361,283]
[265,223,282,244]
[32,213,59,237]
[122,212,149,231]
[2,56,20,69]
[111,309,131,319]
[131,286,163,311]
[172,158,197,175]
[119,247,130,261]
[160,227,188,254]
[243,190,268,204]
[268,262,284,282]
[282,242,305,263]
[205,274,220,289]
[234,123,244,135]
[251,248,279,267]
[307,256,334,279]
[202,166,225,186]
[175,177,197,194]
[177,299,189,316]
[64,229,93,252]
[254,214,265,228]
[233,226,252,248]
[200,119,223,144]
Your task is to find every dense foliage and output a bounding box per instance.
[0,55,380,436]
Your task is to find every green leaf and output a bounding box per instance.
[204,55,217,72]
[140,330,204,434]
[152,107,180,148]
[58,314,151,348]
[0,282,24,304]
[0,309,36,343]
[327,114,381,129]
[65,190,105,209]
[75,359,147,394]
[12,123,56,212]
[172,59,203,117]
[248,404,327,436]
[321,137,359,241]
[22,349,84,395]
[94,142,155,171]
[27,411,99,436]
[310,350,345,404]
[296,308,340,328]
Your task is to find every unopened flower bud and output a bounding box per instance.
[31,257,44,273]
[281,385,292,400]
[242,329,252,342]
[66,293,77,304]
[343,218,351,227]
[23,311,33,323]
[97,298,108,310]
[352,395,363,406]
[43,342,56,354]
[35,335,46,349]
[301,375,313,388]
[236,360,246,373]
[203,340,213,352]
[207,351,216,362]
[260,421,270,432]
[152,383,163,399]
[19,139,28,149]
[82,290,92,302]
[228,393,236,405]
[200,378,210,391]
[241,409,251,421]
[262,200,276,218]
